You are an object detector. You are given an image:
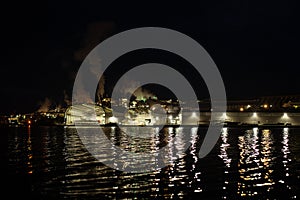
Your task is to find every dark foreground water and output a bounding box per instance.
[4,126,300,199]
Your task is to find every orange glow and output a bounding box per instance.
[28,120,31,124]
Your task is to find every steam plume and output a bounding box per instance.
[38,97,52,112]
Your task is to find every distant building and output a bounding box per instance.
[65,104,106,125]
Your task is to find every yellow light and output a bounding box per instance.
[240,107,244,112]
[263,104,268,109]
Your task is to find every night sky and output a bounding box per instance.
[1,1,299,114]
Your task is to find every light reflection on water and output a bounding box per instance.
[237,128,275,197]
[7,126,300,199]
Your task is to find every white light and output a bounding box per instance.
[283,113,288,118]
[222,112,227,119]
[253,127,259,136]
[253,112,257,117]
[108,116,118,123]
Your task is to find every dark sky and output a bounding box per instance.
[1,1,299,114]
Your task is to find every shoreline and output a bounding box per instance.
[3,124,300,128]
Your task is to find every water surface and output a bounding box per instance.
[6,126,300,199]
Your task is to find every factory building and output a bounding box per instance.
[65,104,106,125]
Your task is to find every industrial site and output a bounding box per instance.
[2,94,300,127]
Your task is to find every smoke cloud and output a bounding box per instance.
[72,21,115,103]
[117,76,155,100]
[133,87,155,100]
[37,97,52,112]
[72,75,94,104]
[74,21,116,62]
